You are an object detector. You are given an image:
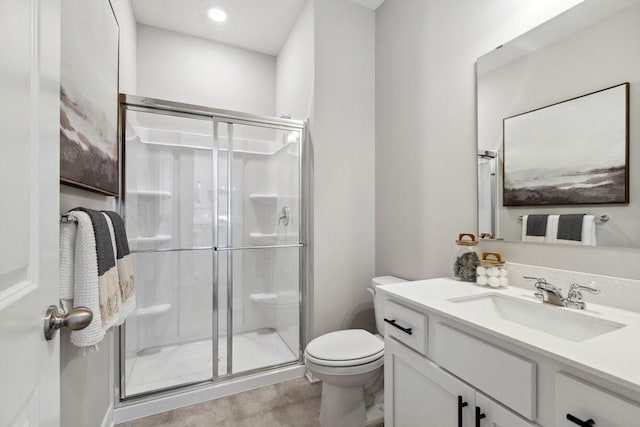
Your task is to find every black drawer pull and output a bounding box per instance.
[383,318,413,335]
[458,395,468,427]
[475,406,486,427]
[567,414,595,426]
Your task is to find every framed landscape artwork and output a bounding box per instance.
[60,0,119,196]
[503,83,629,206]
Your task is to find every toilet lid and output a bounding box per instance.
[305,330,384,365]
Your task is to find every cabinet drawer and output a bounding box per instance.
[432,323,536,420]
[384,300,427,354]
[555,373,640,427]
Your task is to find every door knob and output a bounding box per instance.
[44,305,93,340]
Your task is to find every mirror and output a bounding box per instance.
[476,0,640,249]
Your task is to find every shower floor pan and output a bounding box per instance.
[124,328,298,397]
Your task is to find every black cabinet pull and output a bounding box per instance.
[567,414,595,426]
[475,406,486,427]
[457,395,468,427]
[384,318,413,335]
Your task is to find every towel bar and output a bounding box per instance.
[60,215,78,223]
[517,214,609,224]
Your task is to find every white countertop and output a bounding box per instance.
[378,278,640,395]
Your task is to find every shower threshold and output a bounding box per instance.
[124,328,298,397]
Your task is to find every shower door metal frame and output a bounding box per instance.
[115,94,307,405]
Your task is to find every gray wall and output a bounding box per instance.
[276,0,376,339]
[59,186,116,427]
[59,0,136,425]
[312,0,376,338]
[136,24,276,115]
[375,0,598,281]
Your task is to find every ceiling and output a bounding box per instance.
[130,0,385,56]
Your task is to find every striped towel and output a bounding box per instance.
[102,211,136,324]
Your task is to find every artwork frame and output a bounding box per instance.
[502,83,629,207]
[60,0,120,196]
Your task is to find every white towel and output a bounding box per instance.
[582,215,597,246]
[546,215,559,243]
[59,211,104,348]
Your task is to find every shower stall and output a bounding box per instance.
[116,95,306,402]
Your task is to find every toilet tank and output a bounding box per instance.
[370,276,406,334]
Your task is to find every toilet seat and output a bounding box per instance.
[305,329,384,367]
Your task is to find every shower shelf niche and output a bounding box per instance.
[249,193,297,200]
[130,235,172,243]
[132,304,172,318]
[127,190,172,198]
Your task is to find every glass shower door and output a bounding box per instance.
[121,108,215,397]
[215,120,303,376]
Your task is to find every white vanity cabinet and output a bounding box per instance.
[555,374,640,426]
[385,337,538,427]
[381,284,640,427]
[385,337,475,427]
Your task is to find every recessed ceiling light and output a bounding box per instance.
[208,8,227,23]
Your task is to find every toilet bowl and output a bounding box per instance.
[304,276,406,427]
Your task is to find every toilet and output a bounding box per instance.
[304,276,406,427]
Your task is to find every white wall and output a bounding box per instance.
[137,24,276,115]
[59,1,136,425]
[111,0,137,94]
[375,0,594,281]
[312,0,376,338]
[276,0,314,120]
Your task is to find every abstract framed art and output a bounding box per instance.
[503,83,629,206]
[60,0,120,196]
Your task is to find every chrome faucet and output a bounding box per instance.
[524,276,565,306]
[523,277,600,310]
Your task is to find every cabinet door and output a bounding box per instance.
[476,393,539,427]
[385,337,475,427]
[555,373,640,427]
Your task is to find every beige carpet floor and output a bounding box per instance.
[117,377,383,427]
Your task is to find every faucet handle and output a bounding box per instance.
[569,283,601,295]
[523,276,548,285]
[566,283,600,310]
[523,276,558,291]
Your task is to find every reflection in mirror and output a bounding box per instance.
[476,0,640,249]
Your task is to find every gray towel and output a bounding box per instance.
[71,207,121,325]
[101,211,135,303]
[526,215,549,236]
[557,214,585,241]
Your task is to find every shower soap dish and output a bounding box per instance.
[476,252,508,288]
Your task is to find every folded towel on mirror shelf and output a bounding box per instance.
[522,214,548,243]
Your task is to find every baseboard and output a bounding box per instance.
[305,369,321,384]
[101,404,114,427]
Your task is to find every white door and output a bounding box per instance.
[0,0,61,426]
[385,337,475,427]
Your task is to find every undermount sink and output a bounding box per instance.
[449,293,625,342]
